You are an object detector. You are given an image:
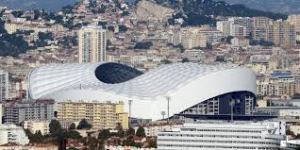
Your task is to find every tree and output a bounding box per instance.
[126,127,135,136]
[292,93,300,99]
[98,21,107,29]
[136,126,146,137]
[69,123,76,130]
[68,147,79,150]
[98,129,110,140]
[66,130,82,139]
[174,44,185,53]
[286,129,295,136]
[49,120,62,137]
[161,59,172,64]
[182,58,190,63]
[134,42,153,49]
[119,25,128,32]
[11,10,24,18]
[123,137,135,146]
[77,119,92,130]
[107,26,115,32]
[116,123,125,138]
[148,139,157,148]
[226,36,234,44]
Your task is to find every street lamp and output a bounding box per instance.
[128,100,133,127]
[166,96,171,124]
[161,111,166,120]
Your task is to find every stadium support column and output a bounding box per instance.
[166,96,171,124]
[128,100,133,127]
[229,99,240,122]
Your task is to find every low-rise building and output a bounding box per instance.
[0,143,57,150]
[289,125,300,135]
[23,120,50,135]
[231,37,249,47]
[158,121,286,150]
[0,124,29,145]
[281,140,300,150]
[134,121,182,137]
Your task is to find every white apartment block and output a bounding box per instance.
[0,124,29,145]
[0,70,8,102]
[23,120,50,135]
[78,26,107,63]
[157,121,286,150]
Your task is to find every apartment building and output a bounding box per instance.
[287,15,300,33]
[257,71,300,97]
[252,20,296,47]
[57,100,128,130]
[2,99,55,124]
[0,70,9,102]
[78,26,107,63]
[216,21,232,36]
[230,24,247,37]
[4,22,66,35]
[273,20,296,47]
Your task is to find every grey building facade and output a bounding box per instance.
[2,99,54,125]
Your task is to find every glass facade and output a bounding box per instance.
[181,91,256,116]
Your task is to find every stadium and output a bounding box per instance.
[28,62,256,120]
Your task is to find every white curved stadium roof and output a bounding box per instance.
[28,62,256,119]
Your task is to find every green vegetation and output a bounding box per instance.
[126,127,136,136]
[0,20,30,57]
[136,126,146,137]
[65,130,82,139]
[182,58,190,63]
[24,129,45,143]
[69,123,76,130]
[134,41,153,49]
[98,129,111,140]
[49,119,63,137]
[77,119,92,130]
[162,0,287,26]
[292,93,300,99]
[119,25,128,32]
[250,39,274,47]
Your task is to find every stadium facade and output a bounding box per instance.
[28,62,256,120]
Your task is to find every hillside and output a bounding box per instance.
[223,0,300,14]
[0,0,79,12]
[155,0,288,26]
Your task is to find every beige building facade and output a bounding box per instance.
[23,120,50,135]
[78,26,107,63]
[57,101,128,130]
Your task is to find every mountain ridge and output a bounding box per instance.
[223,0,300,14]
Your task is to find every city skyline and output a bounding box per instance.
[1,0,300,149]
